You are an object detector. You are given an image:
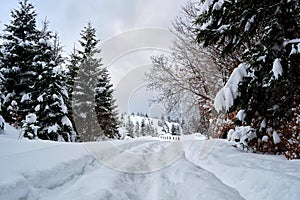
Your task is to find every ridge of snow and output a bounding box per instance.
[186,139,300,200]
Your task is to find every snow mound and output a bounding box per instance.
[186,140,300,200]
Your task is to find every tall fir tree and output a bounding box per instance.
[72,22,101,141]
[0,0,39,126]
[28,22,76,141]
[72,22,119,141]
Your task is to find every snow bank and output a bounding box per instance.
[186,139,300,200]
[193,133,207,140]
[0,138,93,199]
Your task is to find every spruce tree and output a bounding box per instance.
[66,46,81,106]
[30,23,76,141]
[196,0,300,155]
[0,0,39,126]
[135,121,140,137]
[125,115,134,137]
[72,22,103,141]
[140,118,145,136]
[95,66,119,139]
[65,46,81,138]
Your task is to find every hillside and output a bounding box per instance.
[118,113,182,139]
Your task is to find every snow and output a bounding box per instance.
[244,15,255,32]
[11,100,17,106]
[47,124,59,133]
[212,0,224,11]
[193,133,207,140]
[283,38,300,47]
[273,131,281,144]
[61,103,68,114]
[227,126,256,148]
[186,139,300,200]
[262,135,269,142]
[25,113,37,123]
[272,58,282,79]
[199,0,214,14]
[236,109,246,122]
[37,94,44,102]
[260,118,267,129]
[34,104,40,112]
[21,93,31,103]
[0,126,299,199]
[0,116,4,124]
[53,66,62,74]
[61,116,72,127]
[214,63,250,112]
[290,44,298,55]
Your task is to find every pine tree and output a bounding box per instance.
[0,0,39,126]
[72,23,99,141]
[67,46,81,100]
[31,23,76,141]
[135,121,140,137]
[95,66,119,139]
[65,46,81,138]
[140,118,145,136]
[125,115,134,137]
[0,47,5,126]
[196,0,300,155]
[171,124,176,135]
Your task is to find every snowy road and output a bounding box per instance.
[39,140,243,200]
[1,135,300,200]
[0,138,243,200]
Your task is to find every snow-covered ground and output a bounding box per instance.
[0,125,299,200]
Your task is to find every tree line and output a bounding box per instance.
[0,0,119,142]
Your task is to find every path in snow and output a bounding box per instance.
[1,139,243,200]
[1,135,300,200]
[41,140,243,200]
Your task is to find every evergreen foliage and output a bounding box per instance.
[95,66,119,139]
[196,0,300,157]
[72,22,119,141]
[0,1,76,141]
[72,22,101,141]
[33,24,75,141]
[0,0,39,125]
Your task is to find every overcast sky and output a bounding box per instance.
[0,0,189,116]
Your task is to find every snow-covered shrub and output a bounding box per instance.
[22,113,39,139]
[227,126,256,150]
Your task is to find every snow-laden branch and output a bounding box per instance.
[214,63,250,112]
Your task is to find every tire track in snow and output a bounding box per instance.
[40,140,244,200]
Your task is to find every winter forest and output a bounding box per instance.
[0,0,120,142]
[0,0,300,199]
